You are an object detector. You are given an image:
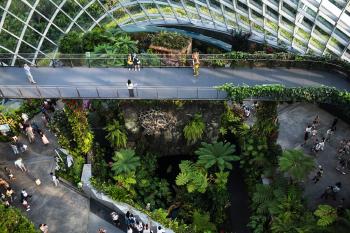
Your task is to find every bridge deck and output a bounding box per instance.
[0,67,349,99]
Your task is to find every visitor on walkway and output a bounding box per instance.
[24,64,36,84]
[41,114,49,127]
[331,182,342,200]
[98,228,107,233]
[325,128,334,142]
[157,226,165,233]
[192,51,200,77]
[127,80,135,97]
[132,53,141,71]
[39,224,49,233]
[311,128,318,142]
[21,113,29,123]
[14,158,27,172]
[143,224,152,233]
[10,143,19,155]
[5,187,14,202]
[125,211,131,225]
[5,167,15,180]
[127,54,133,71]
[127,225,133,233]
[20,189,32,203]
[331,118,338,131]
[136,221,143,233]
[312,165,323,184]
[129,214,136,227]
[22,198,30,211]
[302,125,312,146]
[313,115,320,128]
[110,211,120,226]
[40,131,50,145]
[26,125,35,143]
[50,172,59,186]
[320,186,333,200]
[0,178,9,188]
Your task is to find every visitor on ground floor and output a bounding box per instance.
[39,224,49,233]
[50,172,59,186]
[26,125,35,143]
[111,211,120,226]
[312,165,323,184]
[14,158,27,172]
[40,131,50,145]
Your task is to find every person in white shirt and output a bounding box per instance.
[157,226,165,233]
[136,221,143,233]
[127,225,133,233]
[143,224,152,233]
[110,211,120,226]
[24,64,36,84]
[14,158,27,172]
[127,80,136,97]
[50,172,59,186]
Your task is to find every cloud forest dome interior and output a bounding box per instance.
[0,0,350,65]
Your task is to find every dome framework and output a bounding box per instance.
[0,0,350,65]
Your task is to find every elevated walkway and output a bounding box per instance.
[0,67,349,99]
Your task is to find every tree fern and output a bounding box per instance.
[183,113,205,145]
[111,149,140,175]
[175,160,208,193]
[196,141,239,172]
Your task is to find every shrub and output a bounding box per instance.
[151,31,190,50]
[183,113,205,145]
[58,31,83,54]
[0,204,39,233]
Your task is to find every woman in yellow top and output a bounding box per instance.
[127,54,133,70]
[192,52,200,76]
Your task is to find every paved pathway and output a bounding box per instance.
[0,112,123,233]
[277,103,350,209]
[0,67,349,98]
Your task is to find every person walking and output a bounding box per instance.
[110,211,120,227]
[50,172,59,186]
[5,187,14,202]
[40,132,50,145]
[331,182,342,200]
[26,125,35,143]
[24,64,36,84]
[325,128,334,142]
[320,186,333,200]
[312,165,323,184]
[39,224,49,233]
[127,80,135,97]
[14,158,27,172]
[302,125,312,146]
[331,118,338,131]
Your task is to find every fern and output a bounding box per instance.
[314,205,337,227]
[176,161,208,193]
[104,119,127,149]
[183,113,205,145]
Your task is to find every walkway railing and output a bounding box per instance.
[0,53,347,72]
[0,85,227,100]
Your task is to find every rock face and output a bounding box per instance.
[121,101,224,156]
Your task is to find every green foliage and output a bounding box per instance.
[58,31,83,54]
[196,141,239,171]
[279,149,315,182]
[151,31,190,50]
[219,84,350,105]
[314,205,338,227]
[113,35,138,54]
[82,28,111,52]
[111,149,141,175]
[192,210,217,233]
[0,204,39,233]
[91,143,109,181]
[176,160,208,193]
[104,119,127,149]
[114,172,137,191]
[214,171,229,190]
[183,113,205,145]
[149,209,189,233]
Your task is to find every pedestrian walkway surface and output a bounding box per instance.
[0,113,125,233]
[0,67,349,98]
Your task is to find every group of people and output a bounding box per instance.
[127,54,141,71]
[124,210,163,233]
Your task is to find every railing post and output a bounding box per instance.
[76,88,81,98]
[196,88,199,99]
[36,86,42,98]
[96,88,100,98]
[136,87,139,98]
[156,87,158,99]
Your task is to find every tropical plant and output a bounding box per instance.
[104,119,127,149]
[314,205,338,227]
[196,141,239,172]
[214,171,229,190]
[111,149,141,175]
[278,149,315,182]
[192,210,217,233]
[113,35,138,54]
[151,31,190,50]
[176,160,208,193]
[114,172,137,191]
[183,113,205,145]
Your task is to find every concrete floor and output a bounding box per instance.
[277,103,350,209]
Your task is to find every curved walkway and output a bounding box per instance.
[0,67,349,99]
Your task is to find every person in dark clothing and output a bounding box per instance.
[331,118,338,131]
[320,186,333,200]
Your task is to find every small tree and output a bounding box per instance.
[58,31,83,54]
[111,149,140,175]
[279,149,315,182]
